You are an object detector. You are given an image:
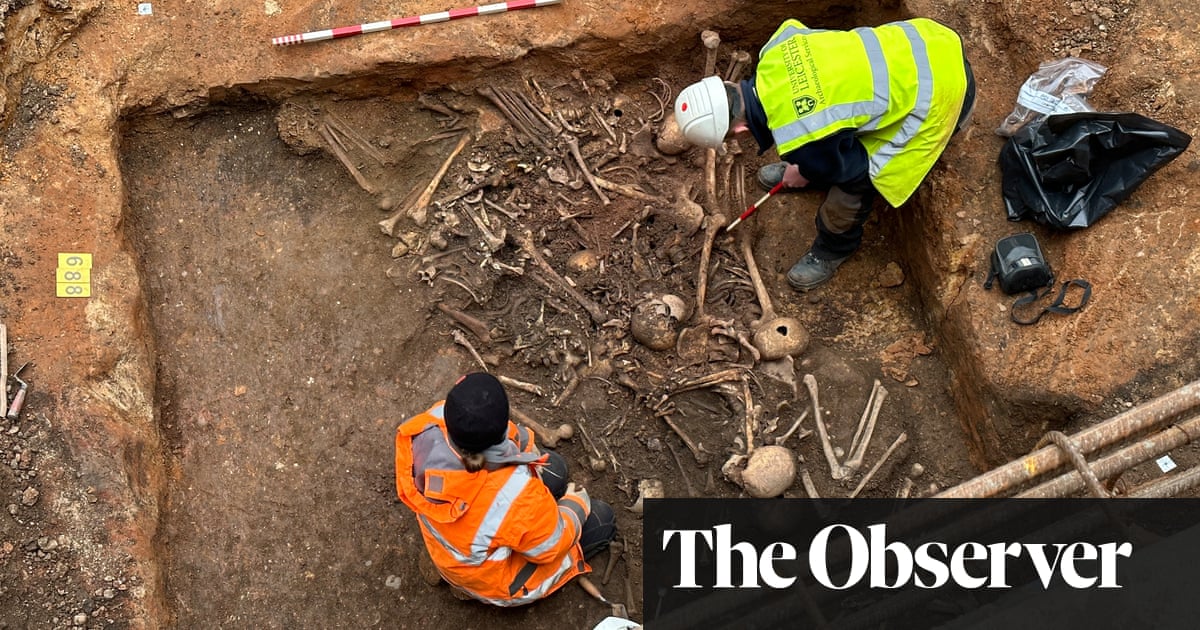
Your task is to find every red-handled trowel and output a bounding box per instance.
[724,181,785,231]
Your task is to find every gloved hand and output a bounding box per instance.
[565,482,592,516]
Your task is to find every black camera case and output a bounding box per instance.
[986,233,1054,295]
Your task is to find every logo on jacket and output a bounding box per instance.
[793,95,817,117]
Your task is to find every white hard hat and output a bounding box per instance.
[674,76,730,150]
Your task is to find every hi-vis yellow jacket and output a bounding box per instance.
[755,18,968,206]
[395,402,590,606]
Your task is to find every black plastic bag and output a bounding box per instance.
[999,112,1191,229]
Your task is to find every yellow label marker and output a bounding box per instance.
[56,282,92,298]
[58,253,93,269]
[56,268,91,284]
[57,252,94,299]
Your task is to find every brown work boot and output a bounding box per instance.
[449,586,474,601]
[417,552,442,586]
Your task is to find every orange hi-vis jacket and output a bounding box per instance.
[395,402,591,606]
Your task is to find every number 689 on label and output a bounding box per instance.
[56,252,93,298]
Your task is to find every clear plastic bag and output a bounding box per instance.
[996,57,1108,137]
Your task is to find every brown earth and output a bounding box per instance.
[2,0,1198,628]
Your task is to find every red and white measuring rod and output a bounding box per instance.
[272,0,562,46]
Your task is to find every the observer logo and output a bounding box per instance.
[663,523,1133,591]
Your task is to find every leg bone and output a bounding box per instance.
[804,374,849,479]
[774,409,811,446]
[701,30,721,77]
[845,380,888,474]
[849,432,908,499]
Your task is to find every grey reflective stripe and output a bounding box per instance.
[418,514,515,565]
[557,498,586,528]
[869,21,935,174]
[478,554,577,607]
[760,25,825,55]
[469,466,533,558]
[418,514,476,564]
[851,27,890,132]
[522,511,566,558]
[769,28,891,149]
[508,561,539,596]
[430,403,444,419]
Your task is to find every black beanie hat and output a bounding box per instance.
[444,373,510,453]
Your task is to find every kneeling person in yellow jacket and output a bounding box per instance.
[395,372,617,606]
[675,18,976,291]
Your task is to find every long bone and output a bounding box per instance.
[724,50,752,82]
[436,303,492,344]
[319,124,377,194]
[693,210,726,321]
[738,225,808,361]
[496,375,545,397]
[701,30,721,77]
[663,413,709,465]
[804,374,847,479]
[323,112,389,166]
[849,432,908,498]
[843,380,888,475]
[510,407,574,449]
[451,329,490,371]
[463,202,506,253]
[565,134,610,205]
[379,131,471,233]
[804,374,892,481]
[513,231,608,326]
[730,175,809,361]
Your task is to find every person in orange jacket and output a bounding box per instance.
[395,372,617,606]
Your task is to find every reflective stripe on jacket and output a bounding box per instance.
[395,402,590,606]
[755,18,968,206]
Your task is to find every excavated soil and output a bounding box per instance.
[2,0,1199,628]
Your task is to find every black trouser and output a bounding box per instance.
[541,451,618,559]
[809,58,977,261]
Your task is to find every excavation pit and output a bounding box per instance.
[121,16,975,626]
